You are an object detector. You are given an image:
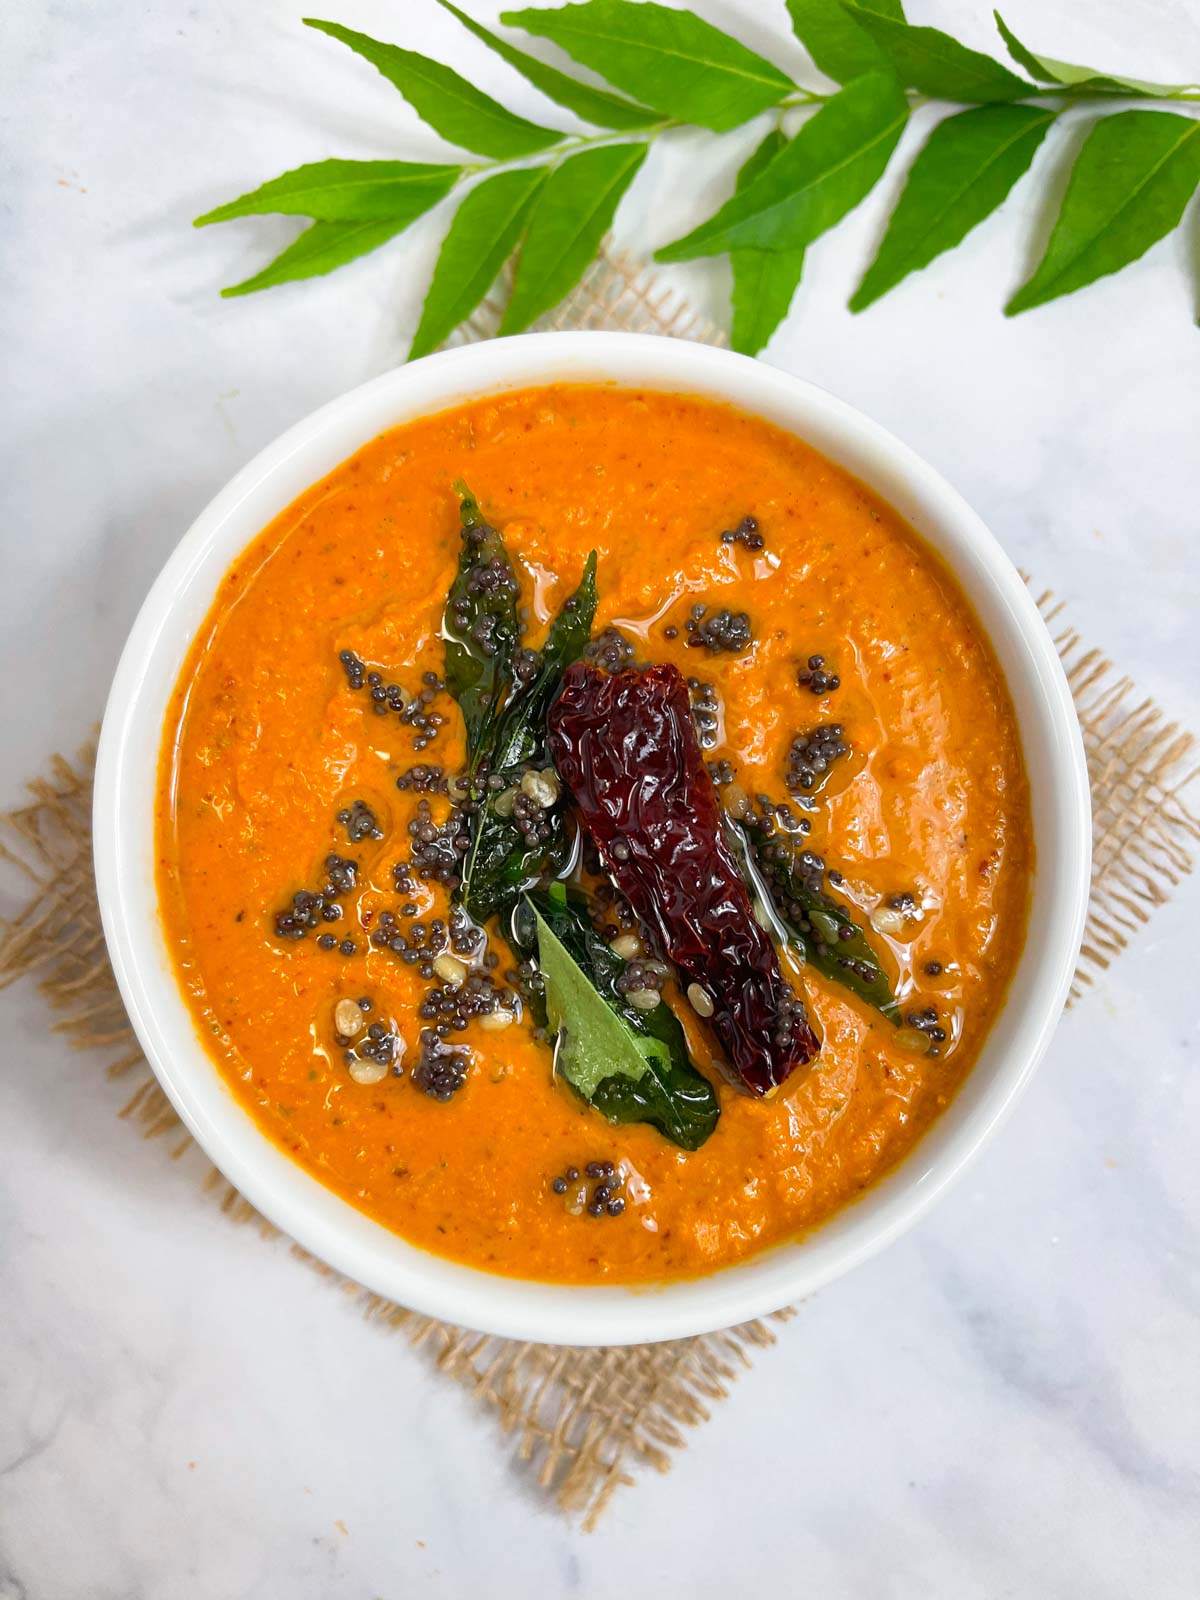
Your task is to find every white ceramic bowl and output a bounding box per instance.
[95,332,1090,1345]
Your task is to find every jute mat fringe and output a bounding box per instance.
[1,251,1196,1528]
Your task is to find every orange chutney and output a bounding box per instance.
[156,385,1031,1284]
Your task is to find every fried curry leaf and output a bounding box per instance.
[457,555,598,924]
[530,889,719,1150]
[442,481,522,762]
[728,820,899,1021]
[489,552,597,770]
[456,799,568,926]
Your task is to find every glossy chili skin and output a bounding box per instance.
[547,662,819,1096]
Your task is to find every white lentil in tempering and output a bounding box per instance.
[609,933,641,960]
[477,1008,515,1030]
[432,953,468,987]
[894,1026,933,1055]
[333,998,364,1037]
[626,988,661,1012]
[348,1057,390,1085]
[722,782,753,821]
[520,768,560,809]
[869,906,906,937]
[686,983,715,1018]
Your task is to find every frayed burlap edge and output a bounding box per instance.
[2,251,1196,1527]
[1023,588,1199,1002]
[452,245,730,350]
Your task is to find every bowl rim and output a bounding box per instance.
[94,331,1091,1345]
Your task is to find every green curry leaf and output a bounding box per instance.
[839,3,1032,102]
[195,160,461,226]
[409,166,548,359]
[500,0,795,133]
[992,12,1193,98]
[531,891,719,1150]
[220,216,418,297]
[851,104,1055,310]
[1007,111,1200,314]
[200,5,1200,338]
[784,0,896,84]
[501,143,648,334]
[304,19,561,158]
[434,0,660,129]
[657,71,909,260]
[729,129,806,355]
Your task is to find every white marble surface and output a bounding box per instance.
[3,0,1199,1593]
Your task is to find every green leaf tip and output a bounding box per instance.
[193,159,461,229]
[304,16,561,159]
[218,215,417,297]
[434,0,659,129]
[849,103,1055,313]
[501,0,795,133]
[1006,111,1200,315]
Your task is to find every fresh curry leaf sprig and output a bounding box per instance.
[197,2,1200,351]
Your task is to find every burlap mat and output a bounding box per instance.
[2,251,1196,1528]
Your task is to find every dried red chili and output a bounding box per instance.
[547,662,818,1096]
